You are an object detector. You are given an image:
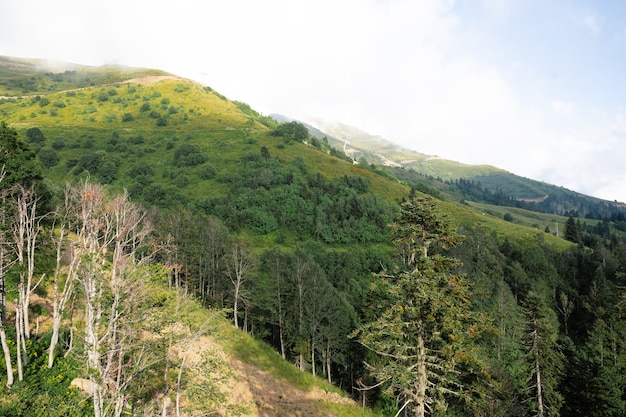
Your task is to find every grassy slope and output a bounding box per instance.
[0,71,570,248]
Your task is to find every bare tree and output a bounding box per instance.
[72,181,154,417]
[0,164,14,387]
[48,184,81,368]
[11,184,45,342]
[226,239,254,330]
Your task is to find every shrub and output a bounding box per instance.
[271,121,308,142]
[122,113,134,122]
[39,97,50,107]
[129,135,145,144]
[199,165,216,179]
[73,152,103,174]
[128,163,154,178]
[26,127,45,144]
[38,148,59,168]
[173,143,208,167]
[150,111,161,119]
[174,174,190,187]
[99,160,119,183]
[139,103,150,112]
[156,117,168,126]
[82,137,94,148]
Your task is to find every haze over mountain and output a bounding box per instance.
[2,1,626,202]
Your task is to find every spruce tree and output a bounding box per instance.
[354,196,489,416]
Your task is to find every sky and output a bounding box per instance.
[2,0,626,202]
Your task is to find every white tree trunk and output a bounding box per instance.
[15,305,23,382]
[0,320,13,387]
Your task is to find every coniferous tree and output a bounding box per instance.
[354,196,489,416]
[522,291,565,417]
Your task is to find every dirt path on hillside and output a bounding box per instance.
[227,357,354,417]
[177,333,355,417]
[116,75,180,85]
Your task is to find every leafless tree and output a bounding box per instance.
[72,181,153,417]
[0,165,14,387]
[226,239,254,330]
[47,184,81,368]
[11,184,45,344]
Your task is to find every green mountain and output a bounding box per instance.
[291,115,626,219]
[2,57,626,417]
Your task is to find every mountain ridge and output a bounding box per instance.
[272,113,626,219]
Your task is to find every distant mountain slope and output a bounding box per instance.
[294,116,626,218]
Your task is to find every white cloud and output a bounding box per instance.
[2,0,626,202]
[551,100,577,119]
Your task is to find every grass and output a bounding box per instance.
[0,63,589,252]
[1,71,583,248]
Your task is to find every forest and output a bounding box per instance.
[2,118,626,417]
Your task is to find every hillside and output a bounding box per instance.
[297,115,626,219]
[2,58,626,417]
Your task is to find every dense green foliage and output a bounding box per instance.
[197,152,395,241]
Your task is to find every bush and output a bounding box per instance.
[73,151,104,175]
[26,127,45,144]
[38,148,59,168]
[174,174,190,187]
[157,117,168,126]
[129,135,145,144]
[173,143,208,167]
[199,165,216,179]
[139,103,150,112]
[51,137,65,150]
[128,163,154,178]
[122,113,134,122]
[271,121,309,142]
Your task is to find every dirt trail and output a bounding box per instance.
[115,75,180,85]
[178,334,355,417]
[228,357,353,417]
